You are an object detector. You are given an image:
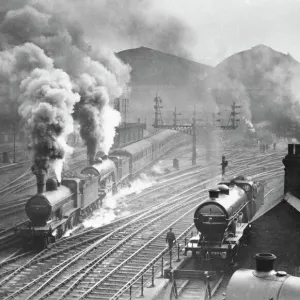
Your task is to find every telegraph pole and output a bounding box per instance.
[230,101,241,129]
[153,95,163,127]
[122,98,129,124]
[173,107,181,126]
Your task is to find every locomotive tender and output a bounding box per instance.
[16,130,188,247]
[225,253,300,300]
[185,176,264,263]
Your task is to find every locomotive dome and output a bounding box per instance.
[46,178,58,191]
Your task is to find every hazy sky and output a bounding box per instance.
[1,0,300,66]
[153,0,300,65]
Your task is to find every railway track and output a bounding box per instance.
[0,161,219,285]
[0,148,87,198]
[0,145,287,299]
[0,189,208,299]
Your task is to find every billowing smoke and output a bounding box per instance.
[0,42,79,179]
[242,116,255,133]
[0,1,131,168]
[204,45,300,141]
[19,68,80,180]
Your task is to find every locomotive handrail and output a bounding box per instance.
[226,200,251,222]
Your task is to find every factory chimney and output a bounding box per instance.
[282,143,300,196]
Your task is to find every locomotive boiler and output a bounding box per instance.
[185,176,264,263]
[225,253,300,299]
[16,173,99,248]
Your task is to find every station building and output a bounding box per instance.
[239,144,300,276]
[113,121,146,149]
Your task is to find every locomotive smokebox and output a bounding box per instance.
[209,189,220,199]
[36,170,46,194]
[254,253,277,272]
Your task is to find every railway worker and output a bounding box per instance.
[273,142,276,150]
[166,228,176,251]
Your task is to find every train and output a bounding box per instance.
[184,176,264,265]
[224,253,300,299]
[15,130,189,248]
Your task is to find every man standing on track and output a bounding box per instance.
[166,228,176,251]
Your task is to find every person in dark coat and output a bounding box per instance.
[166,228,176,251]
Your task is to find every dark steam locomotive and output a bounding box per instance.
[185,176,264,264]
[16,130,188,248]
[225,253,300,299]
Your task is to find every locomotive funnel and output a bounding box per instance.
[288,144,295,155]
[209,189,220,199]
[36,170,46,194]
[254,253,277,272]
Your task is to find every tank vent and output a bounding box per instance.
[255,253,277,272]
[209,189,220,199]
[46,178,58,191]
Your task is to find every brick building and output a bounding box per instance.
[238,144,300,276]
[113,122,146,149]
[239,193,300,276]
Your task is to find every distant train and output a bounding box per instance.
[16,130,189,248]
[225,253,300,299]
[185,176,264,264]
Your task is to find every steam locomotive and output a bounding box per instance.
[225,253,300,299]
[16,130,189,248]
[185,176,264,264]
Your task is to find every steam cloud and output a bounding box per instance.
[0,1,132,174]
[204,45,300,142]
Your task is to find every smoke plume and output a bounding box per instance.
[19,68,80,180]
[0,0,132,170]
[205,45,300,141]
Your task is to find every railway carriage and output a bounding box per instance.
[146,130,182,160]
[110,140,153,179]
[185,176,264,264]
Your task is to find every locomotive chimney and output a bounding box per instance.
[288,144,295,155]
[88,154,95,166]
[295,144,300,155]
[209,189,220,199]
[36,170,46,194]
[282,144,300,196]
[254,253,277,272]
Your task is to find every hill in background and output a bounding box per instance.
[203,44,300,139]
[116,47,213,125]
